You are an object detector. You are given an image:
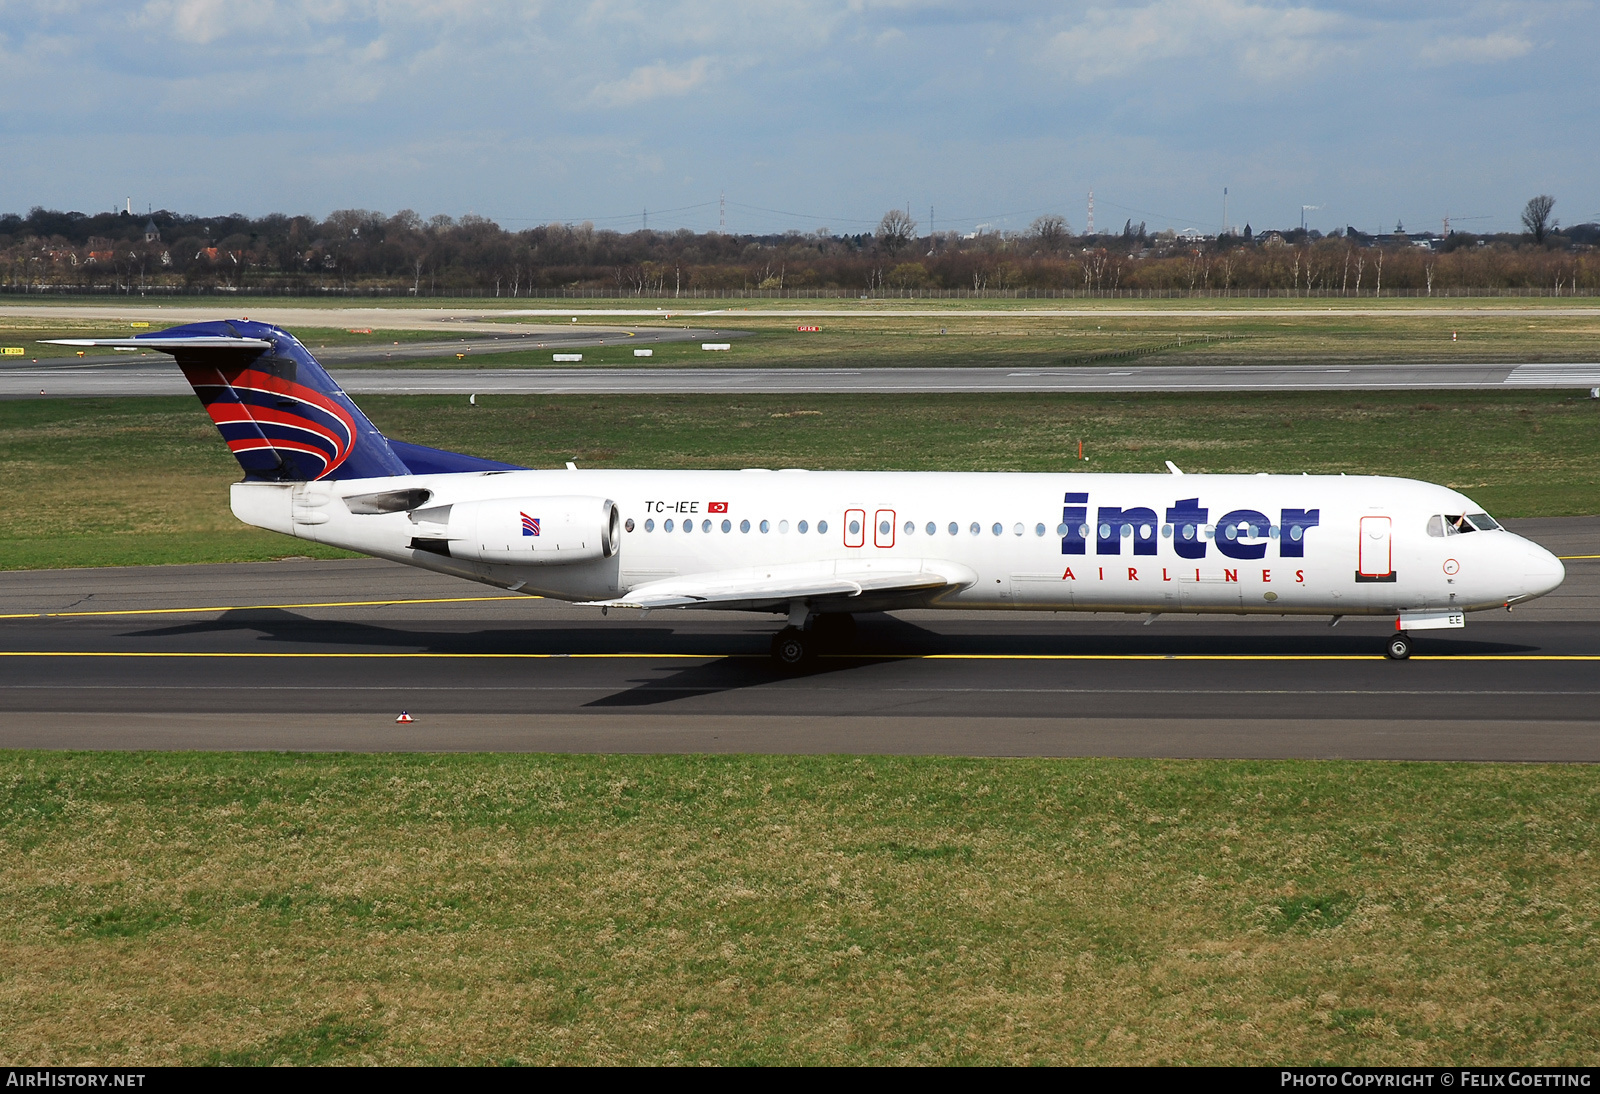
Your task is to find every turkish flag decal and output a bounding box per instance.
[708,501,729,513]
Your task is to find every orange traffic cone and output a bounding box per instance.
[395,711,413,724]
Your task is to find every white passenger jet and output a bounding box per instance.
[52,321,1566,665]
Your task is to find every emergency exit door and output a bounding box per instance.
[1357,515,1396,582]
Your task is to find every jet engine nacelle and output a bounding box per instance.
[443,495,620,565]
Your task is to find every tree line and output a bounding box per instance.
[1,198,1594,296]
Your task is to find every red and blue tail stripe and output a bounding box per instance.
[185,363,360,479]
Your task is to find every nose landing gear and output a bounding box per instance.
[1385,633,1412,660]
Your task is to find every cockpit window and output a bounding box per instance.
[1436,511,1501,535]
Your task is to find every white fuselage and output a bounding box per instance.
[230,469,1564,620]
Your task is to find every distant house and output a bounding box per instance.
[143,219,160,243]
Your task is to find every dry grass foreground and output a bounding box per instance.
[1,752,1595,1065]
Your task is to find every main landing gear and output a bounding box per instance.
[769,612,856,670]
[771,626,813,669]
[1385,633,1412,660]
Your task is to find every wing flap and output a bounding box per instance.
[595,558,976,611]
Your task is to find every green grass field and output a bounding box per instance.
[1,389,1595,569]
[2,752,1595,1065]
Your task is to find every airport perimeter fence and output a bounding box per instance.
[2,285,1598,301]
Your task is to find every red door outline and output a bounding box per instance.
[844,508,866,548]
[874,509,896,548]
[1358,515,1393,577]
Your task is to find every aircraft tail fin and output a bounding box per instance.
[49,320,521,481]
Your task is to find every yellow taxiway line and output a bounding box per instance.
[0,651,1597,662]
[0,595,534,621]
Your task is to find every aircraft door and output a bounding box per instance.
[1357,516,1395,582]
[844,509,866,548]
[874,509,895,548]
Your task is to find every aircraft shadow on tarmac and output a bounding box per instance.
[124,608,1543,709]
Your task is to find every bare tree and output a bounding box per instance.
[1029,214,1070,253]
[876,209,918,253]
[1521,195,1556,244]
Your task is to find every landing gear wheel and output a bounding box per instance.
[771,626,814,670]
[1385,634,1412,660]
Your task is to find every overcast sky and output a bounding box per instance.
[2,1,1594,236]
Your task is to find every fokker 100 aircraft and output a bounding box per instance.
[53,320,1566,666]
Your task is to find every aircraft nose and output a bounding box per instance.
[1518,537,1565,598]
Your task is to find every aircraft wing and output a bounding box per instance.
[594,558,977,612]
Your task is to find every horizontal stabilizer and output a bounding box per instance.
[594,558,976,611]
[45,337,273,351]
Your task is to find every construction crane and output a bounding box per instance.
[1441,213,1491,236]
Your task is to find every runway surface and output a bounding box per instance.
[2,517,1596,759]
[13,325,746,371]
[7,360,1600,397]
